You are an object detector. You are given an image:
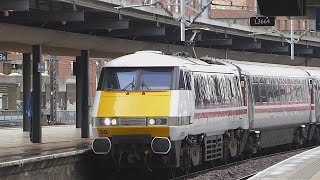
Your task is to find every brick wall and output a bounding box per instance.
[274,17,309,31]
[211,0,255,18]
[54,56,97,97]
[186,0,309,31]
[57,56,73,77]
[2,52,98,101]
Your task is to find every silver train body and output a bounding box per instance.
[91,51,320,169]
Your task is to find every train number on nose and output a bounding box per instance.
[99,130,108,135]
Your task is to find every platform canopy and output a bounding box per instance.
[0,0,320,61]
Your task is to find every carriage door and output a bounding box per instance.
[241,75,254,129]
[315,80,320,122]
[246,75,254,128]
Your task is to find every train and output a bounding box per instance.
[91,50,320,171]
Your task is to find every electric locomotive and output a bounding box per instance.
[91,51,320,170]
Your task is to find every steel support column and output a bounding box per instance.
[32,45,42,143]
[76,56,82,128]
[81,50,89,138]
[201,0,210,19]
[291,19,295,60]
[50,56,58,123]
[22,53,30,132]
[180,0,186,41]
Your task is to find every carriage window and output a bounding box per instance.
[266,84,274,103]
[302,79,308,101]
[253,83,260,103]
[273,85,280,102]
[290,85,297,102]
[260,87,267,103]
[303,79,308,101]
[296,83,303,101]
[234,76,243,104]
[279,85,286,102]
[179,70,192,90]
[214,78,221,102]
[193,73,241,109]
[285,85,292,102]
[285,79,298,102]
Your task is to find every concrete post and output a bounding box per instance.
[7,84,18,110]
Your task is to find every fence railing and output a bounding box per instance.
[0,110,91,127]
[56,110,76,125]
[0,110,23,127]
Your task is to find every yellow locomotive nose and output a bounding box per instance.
[95,90,171,138]
[97,91,171,117]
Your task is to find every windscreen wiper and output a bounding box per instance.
[122,78,135,91]
[141,82,151,90]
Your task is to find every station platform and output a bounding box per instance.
[250,147,320,180]
[0,125,93,179]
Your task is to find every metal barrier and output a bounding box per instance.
[55,110,76,125]
[0,109,92,127]
[0,110,23,127]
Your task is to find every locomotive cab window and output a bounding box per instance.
[98,68,138,91]
[98,67,174,91]
[140,68,173,90]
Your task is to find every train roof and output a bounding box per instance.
[105,51,320,78]
[299,67,320,79]
[105,51,239,75]
[225,60,311,78]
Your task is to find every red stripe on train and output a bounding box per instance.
[194,106,312,118]
[255,106,311,113]
[194,109,247,119]
[254,102,309,106]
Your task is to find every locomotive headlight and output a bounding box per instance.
[94,117,118,126]
[111,119,117,125]
[104,118,111,126]
[149,118,155,125]
[148,118,167,126]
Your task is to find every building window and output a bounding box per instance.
[277,20,281,29]
[283,20,288,30]
[297,20,301,30]
[303,21,308,30]
[175,0,179,12]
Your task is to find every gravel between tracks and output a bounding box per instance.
[189,149,308,180]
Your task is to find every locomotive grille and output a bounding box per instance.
[118,118,147,126]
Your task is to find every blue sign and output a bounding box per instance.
[0,52,7,61]
[316,7,320,31]
[37,63,45,73]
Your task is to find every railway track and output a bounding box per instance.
[170,146,315,180]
